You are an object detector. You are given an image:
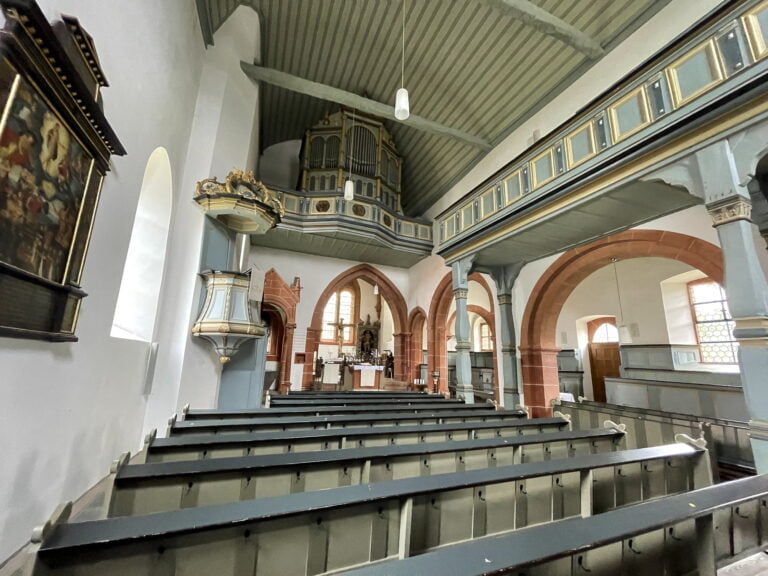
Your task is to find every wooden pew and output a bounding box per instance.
[341,472,768,576]
[554,398,754,479]
[169,408,527,436]
[111,427,623,516]
[285,391,433,397]
[149,417,569,462]
[32,444,709,576]
[183,403,497,420]
[268,397,463,407]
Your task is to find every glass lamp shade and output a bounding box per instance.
[344,178,354,200]
[394,87,410,120]
[192,270,265,363]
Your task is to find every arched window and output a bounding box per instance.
[479,322,493,351]
[688,279,738,363]
[320,288,355,344]
[592,323,619,343]
[111,147,172,341]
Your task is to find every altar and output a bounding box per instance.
[343,364,384,390]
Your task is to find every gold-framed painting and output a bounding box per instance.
[0,57,94,284]
[0,0,124,341]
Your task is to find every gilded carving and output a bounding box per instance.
[195,169,285,217]
[194,169,285,234]
[707,196,752,227]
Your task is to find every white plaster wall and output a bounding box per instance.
[0,0,205,561]
[260,140,302,190]
[146,6,263,424]
[556,258,695,349]
[428,0,724,219]
[407,254,450,317]
[660,269,708,344]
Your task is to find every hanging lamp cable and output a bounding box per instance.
[401,0,406,89]
[611,258,625,323]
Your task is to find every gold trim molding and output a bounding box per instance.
[707,196,752,227]
[453,288,469,300]
[194,169,284,234]
[497,294,513,305]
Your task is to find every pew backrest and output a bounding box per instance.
[38,443,709,576]
[149,417,569,462]
[339,472,768,576]
[112,427,624,516]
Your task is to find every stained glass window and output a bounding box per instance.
[688,280,738,364]
[321,289,355,343]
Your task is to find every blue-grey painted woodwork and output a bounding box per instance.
[217,335,267,409]
[451,257,476,403]
[697,141,768,474]
[491,263,523,408]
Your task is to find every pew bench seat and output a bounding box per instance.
[36,444,709,576]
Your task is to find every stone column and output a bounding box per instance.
[698,141,768,473]
[451,256,476,403]
[279,323,296,394]
[393,332,409,383]
[708,196,768,472]
[491,264,523,408]
[302,327,322,390]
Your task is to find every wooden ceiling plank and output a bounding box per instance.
[241,62,492,150]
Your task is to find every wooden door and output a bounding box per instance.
[588,343,620,403]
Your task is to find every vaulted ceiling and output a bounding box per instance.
[196,0,670,217]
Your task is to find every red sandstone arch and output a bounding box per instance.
[519,229,724,417]
[407,307,427,383]
[303,264,409,387]
[427,272,498,397]
[263,269,301,394]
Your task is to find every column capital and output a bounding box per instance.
[455,341,471,351]
[497,293,512,306]
[453,288,469,300]
[733,316,768,346]
[707,195,752,227]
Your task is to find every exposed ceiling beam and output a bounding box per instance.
[483,0,604,59]
[240,62,493,151]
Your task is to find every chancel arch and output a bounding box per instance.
[262,269,301,394]
[303,263,408,387]
[520,229,724,417]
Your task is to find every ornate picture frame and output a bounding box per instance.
[0,0,124,341]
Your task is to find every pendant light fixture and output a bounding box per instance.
[344,108,356,201]
[611,258,633,344]
[373,283,379,295]
[394,0,409,120]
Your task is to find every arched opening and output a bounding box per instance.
[407,307,427,385]
[521,229,724,417]
[428,272,500,401]
[304,264,408,388]
[111,147,172,342]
